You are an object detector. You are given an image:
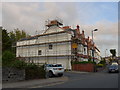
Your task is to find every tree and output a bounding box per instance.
[110,49,116,57]
[2,51,16,67]
[9,28,30,42]
[9,31,16,43]
[21,30,27,39]
[9,28,31,53]
[1,27,12,52]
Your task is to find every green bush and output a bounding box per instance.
[2,51,16,67]
[96,64,104,68]
[2,50,27,69]
[2,50,46,79]
[26,63,38,69]
[11,60,27,69]
[25,65,46,80]
[98,60,106,67]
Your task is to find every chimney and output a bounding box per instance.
[77,25,79,30]
[82,30,84,35]
[88,36,89,40]
[62,26,70,29]
[76,25,80,35]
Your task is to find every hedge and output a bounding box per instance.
[25,64,46,80]
[2,51,46,79]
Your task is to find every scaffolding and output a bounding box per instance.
[16,19,73,69]
[16,19,101,69]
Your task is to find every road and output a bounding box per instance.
[42,66,119,88]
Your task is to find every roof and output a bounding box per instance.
[18,25,74,42]
[19,37,38,41]
[18,31,67,41]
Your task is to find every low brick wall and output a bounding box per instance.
[2,67,25,82]
[72,63,95,72]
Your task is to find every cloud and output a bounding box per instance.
[2,2,79,34]
[80,21,118,56]
[2,2,118,56]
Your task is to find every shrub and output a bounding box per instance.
[96,64,104,68]
[88,56,92,62]
[2,50,28,69]
[99,60,106,64]
[25,64,46,80]
[11,60,27,69]
[26,63,38,69]
[98,60,106,66]
[2,51,16,67]
[2,50,46,79]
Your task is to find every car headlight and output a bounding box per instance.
[115,68,118,70]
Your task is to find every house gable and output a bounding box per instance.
[44,26,64,34]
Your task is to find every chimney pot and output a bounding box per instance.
[88,36,89,39]
[82,30,84,33]
[77,25,79,30]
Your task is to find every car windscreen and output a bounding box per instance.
[52,64,62,67]
[46,64,62,67]
[109,65,118,68]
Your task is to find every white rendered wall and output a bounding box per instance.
[16,26,72,70]
[16,42,71,57]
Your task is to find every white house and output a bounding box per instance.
[16,19,101,70]
[16,20,73,70]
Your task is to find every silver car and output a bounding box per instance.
[108,65,119,73]
[44,64,64,78]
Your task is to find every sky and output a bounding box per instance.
[1,1,118,57]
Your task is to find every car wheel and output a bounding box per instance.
[59,74,63,77]
[48,71,53,78]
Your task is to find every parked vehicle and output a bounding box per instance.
[44,64,64,78]
[111,62,118,65]
[108,65,119,73]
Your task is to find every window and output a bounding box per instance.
[38,50,42,55]
[84,48,86,54]
[49,44,53,49]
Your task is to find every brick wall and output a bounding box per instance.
[72,63,95,72]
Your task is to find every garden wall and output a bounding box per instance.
[2,66,46,83]
[2,67,25,82]
[72,63,95,72]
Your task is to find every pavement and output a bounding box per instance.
[2,71,89,88]
[2,76,68,88]
[67,71,91,74]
